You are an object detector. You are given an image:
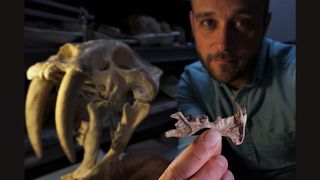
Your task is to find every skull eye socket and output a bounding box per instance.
[112,47,137,70]
[98,61,109,71]
[92,55,110,71]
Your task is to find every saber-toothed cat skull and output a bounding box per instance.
[25,39,162,179]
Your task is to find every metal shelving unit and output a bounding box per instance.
[25,0,95,41]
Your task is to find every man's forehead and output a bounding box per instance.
[191,0,266,16]
[191,0,267,10]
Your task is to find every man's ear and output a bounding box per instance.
[189,11,195,35]
[263,12,272,35]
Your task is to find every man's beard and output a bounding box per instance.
[198,50,253,84]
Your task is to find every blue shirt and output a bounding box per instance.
[176,38,295,173]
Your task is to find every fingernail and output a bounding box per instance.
[202,130,221,147]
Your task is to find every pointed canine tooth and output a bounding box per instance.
[25,78,54,158]
[55,69,86,163]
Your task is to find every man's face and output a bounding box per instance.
[190,0,269,88]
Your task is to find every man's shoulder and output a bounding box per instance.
[185,60,204,70]
[266,38,296,65]
[181,61,210,79]
[263,39,295,87]
[180,60,212,86]
[184,61,208,74]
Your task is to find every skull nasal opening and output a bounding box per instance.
[112,46,137,70]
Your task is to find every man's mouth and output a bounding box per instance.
[207,52,237,65]
[212,59,235,64]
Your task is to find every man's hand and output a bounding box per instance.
[160,129,234,180]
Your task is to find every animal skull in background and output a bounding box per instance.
[25,39,163,179]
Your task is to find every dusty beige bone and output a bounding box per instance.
[60,100,150,180]
[88,100,150,179]
[165,103,247,145]
[25,39,162,179]
[71,101,102,178]
[55,69,87,163]
[25,77,55,158]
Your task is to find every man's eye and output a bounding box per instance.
[235,18,253,31]
[200,19,216,28]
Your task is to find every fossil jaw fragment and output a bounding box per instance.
[165,103,247,145]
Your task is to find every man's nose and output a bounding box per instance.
[215,25,233,51]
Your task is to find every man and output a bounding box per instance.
[161,0,295,179]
